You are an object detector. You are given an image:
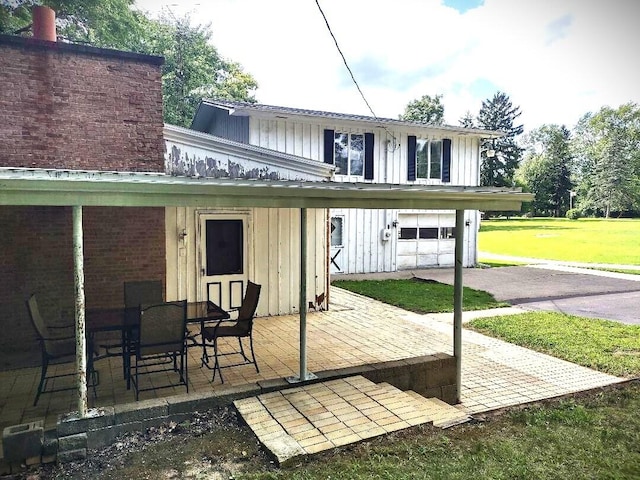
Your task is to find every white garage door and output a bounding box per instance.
[396,213,456,269]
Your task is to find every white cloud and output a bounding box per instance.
[135,0,640,132]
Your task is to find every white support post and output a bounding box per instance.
[72,206,88,417]
[453,209,465,404]
[287,208,316,383]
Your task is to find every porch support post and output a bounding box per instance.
[73,205,88,417]
[453,209,465,404]
[286,208,316,383]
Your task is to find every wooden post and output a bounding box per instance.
[73,206,88,417]
[453,209,465,404]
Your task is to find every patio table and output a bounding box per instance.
[86,301,229,389]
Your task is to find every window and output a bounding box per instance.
[416,139,442,179]
[399,228,417,239]
[440,227,456,239]
[334,133,364,176]
[419,228,438,239]
[331,216,344,246]
[408,137,451,182]
[205,219,243,275]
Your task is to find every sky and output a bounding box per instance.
[134,0,640,133]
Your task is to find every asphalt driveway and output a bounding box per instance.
[339,265,640,325]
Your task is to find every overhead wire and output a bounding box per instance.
[313,0,399,150]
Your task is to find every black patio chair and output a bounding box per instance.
[130,300,188,400]
[94,280,163,377]
[26,294,97,406]
[201,281,261,383]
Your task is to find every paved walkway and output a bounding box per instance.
[233,288,624,464]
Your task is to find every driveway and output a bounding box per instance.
[338,265,640,325]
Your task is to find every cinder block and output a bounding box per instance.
[58,433,87,452]
[2,421,44,463]
[258,378,289,393]
[441,384,458,405]
[57,407,115,436]
[56,448,86,463]
[114,398,168,424]
[86,427,116,450]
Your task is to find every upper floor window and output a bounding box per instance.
[334,133,364,176]
[416,139,442,180]
[324,129,374,180]
[408,136,452,182]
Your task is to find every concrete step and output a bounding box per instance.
[234,375,471,466]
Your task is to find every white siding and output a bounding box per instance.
[243,115,482,273]
[166,207,327,318]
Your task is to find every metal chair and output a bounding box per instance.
[94,280,163,378]
[130,300,188,400]
[26,294,97,406]
[201,281,261,383]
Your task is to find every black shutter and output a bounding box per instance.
[323,129,335,164]
[407,135,417,181]
[442,138,452,183]
[364,132,374,180]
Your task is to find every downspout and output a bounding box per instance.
[73,206,88,417]
[453,209,465,403]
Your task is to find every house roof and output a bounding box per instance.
[194,99,504,138]
[164,124,334,180]
[0,167,531,211]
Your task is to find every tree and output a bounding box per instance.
[517,125,573,217]
[459,111,476,128]
[128,14,257,127]
[0,0,145,47]
[1,3,258,128]
[400,94,445,125]
[477,92,524,187]
[572,104,640,217]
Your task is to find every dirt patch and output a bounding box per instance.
[2,406,275,480]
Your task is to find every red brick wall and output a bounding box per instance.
[0,206,165,363]
[0,37,167,366]
[0,36,164,171]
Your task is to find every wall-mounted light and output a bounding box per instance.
[179,228,187,241]
[465,220,471,226]
[392,220,399,228]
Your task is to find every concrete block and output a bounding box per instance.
[2,421,44,462]
[424,387,442,399]
[42,429,58,456]
[57,407,115,436]
[56,448,87,463]
[58,433,87,452]
[86,427,116,450]
[114,398,168,424]
[258,378,289,393]
[441,384,458,405]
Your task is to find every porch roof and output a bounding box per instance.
[0,167,532,210]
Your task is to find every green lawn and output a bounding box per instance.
[467,312,640,378]
[331,278,508,313]
[479,218,640,265]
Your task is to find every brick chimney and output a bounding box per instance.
[32,5,56,42]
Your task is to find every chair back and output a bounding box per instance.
[26,294,49,341]
[124,280,163,308]
[138,300,187,357]
[233,281,261,335]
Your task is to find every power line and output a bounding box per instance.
[313,0,378,120]
[313,0,398,149]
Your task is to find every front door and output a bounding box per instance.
[198,213,250,311]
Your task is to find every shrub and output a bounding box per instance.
[566,209,581,220]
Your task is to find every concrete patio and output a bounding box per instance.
[0,287,624,462]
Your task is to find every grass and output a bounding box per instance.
[331,278,508,313]
[479,218,640,265]
[467,312,640,378]
[47,382,640,479]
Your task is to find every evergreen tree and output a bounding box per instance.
[477,92,524,187]
[459,111,476,128]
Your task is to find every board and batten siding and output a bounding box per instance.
[243,115,481,271]
[166,207,328,317]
